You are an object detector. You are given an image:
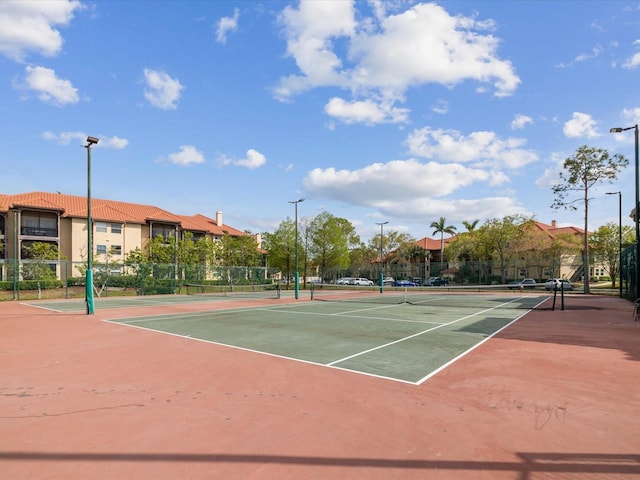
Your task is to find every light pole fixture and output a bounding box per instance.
[376,221,388,293]
[288,198,304,299]
[610,124,639,300]
[84,136,99,314]
[606,191,622,298]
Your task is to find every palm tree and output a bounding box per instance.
[462,219,479,232]
[430,217,457,268]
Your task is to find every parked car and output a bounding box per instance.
[350,278,374,286]
[394,279,417,287]
[379,277,395,286]
[508,278,537,290]
[425,277,449,286]
[412,277,423,286]
[336,277,352,285]
[544,278,574,291]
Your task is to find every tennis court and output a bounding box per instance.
[105,290,550,384]
[2,293,640,479]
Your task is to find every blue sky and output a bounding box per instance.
[1,0,639,241]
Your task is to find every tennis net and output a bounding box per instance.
[310,283,559,310]
[185,283,281,299]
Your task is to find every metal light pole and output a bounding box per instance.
[376,221,388,293]
[610,125,639,300]
[288,198,304,299]
[84,136,99,314]
[606,191,622,298]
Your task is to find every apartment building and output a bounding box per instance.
[0,191,246,281]
[390,220,587,283]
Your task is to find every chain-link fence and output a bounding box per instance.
[621,243,637,300]
[0,259,280,301]
[341,257,585,286]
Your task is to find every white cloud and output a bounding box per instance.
[219,149,267,169]
[432,99,449,115]
[535,152,567,188]
[143,68,184,110]
[274,0,355,100]
[574,45,603,63]
[22,65,78,106]
[304,159,491,201]
[274,1,520,121]
[102,136,129,149]
[43,131,129,149]
[303,159,526,223]
[43,130,84,145]
[0,0,81,61]
[563,112,599,138]
[324,97,409,124]
[406,127,538,170]
[166,145,205,166]
[510,114,533,130]
[622,40,640,69]
[216,8,239,44]
[622,107,640,125]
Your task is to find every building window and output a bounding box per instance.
[110,223,122,234]
[151,224,175,243]
[111,245,122,255]
[96,222,107,233]
[96,244,107,255]
[21,211,57,237]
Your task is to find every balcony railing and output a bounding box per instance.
[20,226,58,237]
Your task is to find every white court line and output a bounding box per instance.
[327,296,533,367]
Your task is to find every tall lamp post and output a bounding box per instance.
[610,124,639,300]
[376,221,388,293]
[606,191,622,298]
[288,198,304,299]
[84,136,99,314]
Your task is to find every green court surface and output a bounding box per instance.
[105,293,550,384]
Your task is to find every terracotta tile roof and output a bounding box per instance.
[533,221,585,236]
[0,191,244,236]
[177,213,245,237]
[414,236,454,250]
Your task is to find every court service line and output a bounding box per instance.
[258,306,444,325]
[326,297,530,367]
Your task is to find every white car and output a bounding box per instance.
[544,278,574,291]
[336,277,352,285]
[349,278,374,286]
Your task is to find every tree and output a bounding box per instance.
[22,242,63,299]
[262,219,296,285]
[541,232,582,279]
[551,145,629,293]
[307,212,359,280]
[175,232,220,282]
[396,242,430,279]
[221,232,262,267]
[462,219,480,232]
[476,215,535,283]
[430,216,457,267]
[590,223,635,288]
[368,230,414,278]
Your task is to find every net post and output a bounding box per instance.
[561,282,565,311]
[551,287,556,311]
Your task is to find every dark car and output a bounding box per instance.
[394,280,416,287]
[508,278,537,290]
